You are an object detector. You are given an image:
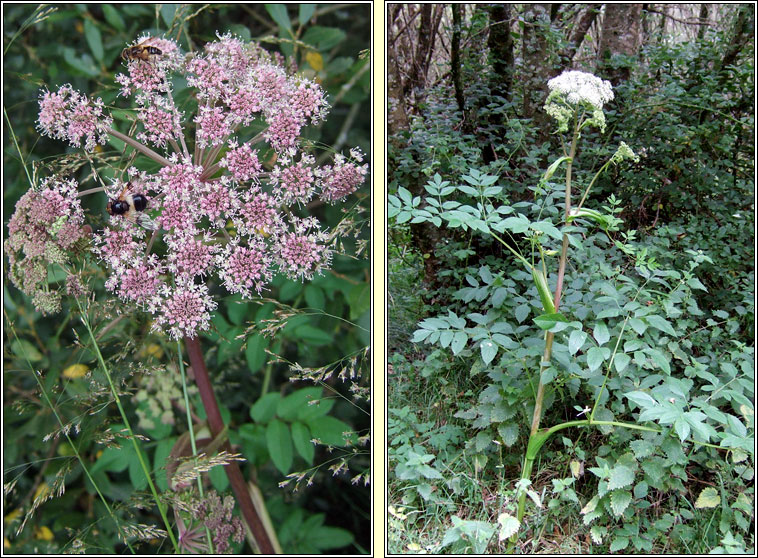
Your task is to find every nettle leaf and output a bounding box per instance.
[629,439,655,459]
[610,536,630,552]
[497,513,520,541]
[607,464,635,490]
[610,490,633,517]
[590,525,606,544]
[498,423,519,447]
[695,487,721,508]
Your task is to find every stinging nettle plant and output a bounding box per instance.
[6,31,368,554]
[389,70,753,552]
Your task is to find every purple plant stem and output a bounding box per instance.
[184,335,276,555]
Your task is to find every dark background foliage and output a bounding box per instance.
[4,3,370,554]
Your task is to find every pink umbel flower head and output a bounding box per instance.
[37,85,112,152]
[319,148,369,203]
[24,32,368,338]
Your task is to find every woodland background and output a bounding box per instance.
[388,4,754,554]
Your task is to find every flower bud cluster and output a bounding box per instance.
[4,177,90,314]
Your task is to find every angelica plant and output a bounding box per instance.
[7,31,368,554]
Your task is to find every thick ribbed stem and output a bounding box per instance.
[184,336,276,554]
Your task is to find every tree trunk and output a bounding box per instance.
[451,4,465,114]
[558,5,599,70]
[487,4,514,102]
[522,4,552,120]
[598,3,643,85]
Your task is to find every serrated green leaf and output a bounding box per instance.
[587,346,605,372]
[250,392,281,423]
[590,525,606,544]
[480,340,497,365]
[568,329,587,355]
[610,536,630,552]
[593,322,610,346]
[629,439,655,459]
[497,423,519,447]
[266,419,293,474]
[266,4,292,30]
[614,352,631,373]
[695,487,720,508]
[607,464,635,490]
[610,490,632,517]
[497,513,520,540]
[291,421,314,464]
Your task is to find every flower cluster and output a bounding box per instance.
[37,85,112,151]
[544,70,614,133]
[175,490,245,554]
[4,177,90,314]
[28,32,368,339]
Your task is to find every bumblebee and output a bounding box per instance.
[121,38,163,63]
[107,183,157,230]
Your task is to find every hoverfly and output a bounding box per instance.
[121,38,163,64]
[107,182,157,230]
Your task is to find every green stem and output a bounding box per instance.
[108,128,172,167]
[76,300,179,552]
[512,112,579,552]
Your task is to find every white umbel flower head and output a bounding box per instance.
[547,71,614,109]
[544,71,614,133]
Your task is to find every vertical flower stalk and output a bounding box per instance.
[512,71,616,546]
[184,336,275,554]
